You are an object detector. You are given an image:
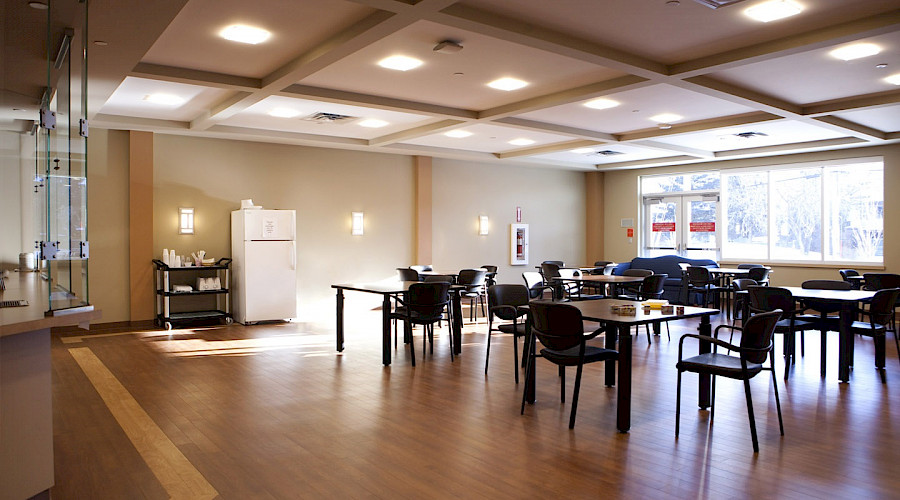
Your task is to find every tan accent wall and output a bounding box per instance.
[431,157,585,283]
[584,171,605,265]
[0,132,23,270]
[603,143,900,286]
[414,156,432,265]
[129,131,154,322]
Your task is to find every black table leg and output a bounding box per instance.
[838,301,854,382]
[336,289,344,352]
[525,313,536,404]
[605,323,617,386]
[452,290,463,355]
[616,324,632,432]
[697,315,712,409]
[382,294,392,366]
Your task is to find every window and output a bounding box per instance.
[642,158,883,265]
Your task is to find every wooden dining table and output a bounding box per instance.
[332,281,464,365]
[523,298,719,432]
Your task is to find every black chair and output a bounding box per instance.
[457,268,487,322]
[390,282,451,366]
[747,286,815,378]
[409,265,433,275]
[731,278,758,323]
[583,261,613,295]
[746,267,770,286]
[481,265,498,288]
[397,268,419,281]
[627,273,669,343]
[676,309,783,453]
[424,275,455,328]
[486,284,529,383]
[850,288,900,380]
[521,301,617,429]
[620,268,652,298]
[862,273,900,336]
[523,272,552,300]
[541,260,565,268]
[796,279,851,377]
[685,266,729,309]
[839,269,861,289]
[590,261,612,275]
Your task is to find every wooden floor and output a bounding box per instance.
[51,306,900,499]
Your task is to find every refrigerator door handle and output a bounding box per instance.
[290,241,296,271]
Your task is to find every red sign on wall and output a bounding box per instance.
[690,222,716,232]
[652,222,676,232]
[626,228,634,237]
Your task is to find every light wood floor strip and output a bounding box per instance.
[68,347,218,499]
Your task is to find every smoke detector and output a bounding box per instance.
[433,40,463,54]
[301,112,357,124]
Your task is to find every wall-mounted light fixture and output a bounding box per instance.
[179,207,194,234]
[351,212,364,236]
[479,215,489,236]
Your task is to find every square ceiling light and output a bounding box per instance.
[830,43,881,61]
[649,113,683,123]
[584,98,620,110]
[744,0,803,23]
[358,119,389,128]
[378,55,423,71]
[143,93,185,106]
[219,24,271,44]
[487,77,529,91]
[508,138,535,146]
[444,130,473,138]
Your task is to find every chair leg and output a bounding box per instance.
[894,328,900,365]
[645,324,652,345]
[512,320,519,384]
[710,375,717,423]
[521,339,535,415]
[568,362,584,429]
[485,329,492,375]
[559,366,566,403]
[675,369,682,437]
[771,353,784,436]
[875,334,886,379]
[742,377,760,453]
[406,322,416,367]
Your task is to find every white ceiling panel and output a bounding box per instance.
[833,105,900,133]
[518,84,757,134]
[403,123,576,153]
[99,77,230,122]
[650,119,848,152]
[531,143,676,166]
[141,0,374,78]
[711,31,900,105]
[300,20,624,111]
[222,96,434,139]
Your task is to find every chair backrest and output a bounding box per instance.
[802,279,851,291]
[457,268,487,291]
[747,286,794,320]
[481,265,498,273]
[737,263,764,270]
[686,266,713,285]
[542,260,565,267]
[590,261,612,275]
[732,278,758,292]
[397,268,419,281]
[407,282,450,320]
[523,272,546,299]
[424,274,454,283]
[528,301,586,352]
[839,269,860,280]
[410,265,433,273]
[487,284,529,320]
[540,262,562,281]
[867,288,900,326]
[640,273,667,298]
[623,268,653,277]
[739,309,782,364]
[747,267,770,283]
[863,273,900,291]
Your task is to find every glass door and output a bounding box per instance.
[644,195,719,260]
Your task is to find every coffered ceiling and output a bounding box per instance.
[4,0,900,170]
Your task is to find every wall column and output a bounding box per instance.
[129,131,154,322]
[414,156,432,265]
[585,171,605,263]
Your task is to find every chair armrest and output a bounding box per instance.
[678,333,739,360]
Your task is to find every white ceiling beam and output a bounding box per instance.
[811,116,886,141]
[803,89,900,116]
[670,10,900,77]
[631,140,716,159]
[92,113,190,131]
[280,84,478,119]
[130,63,261,92]
[680,76,803,115]
[617,112,782,142]
[596,155,701,171]
[494,139,606,159]
[712,137,867,157]
[367,119,467,146]
[493,117,616,142]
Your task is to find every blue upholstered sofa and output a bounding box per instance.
[611,255,718,304]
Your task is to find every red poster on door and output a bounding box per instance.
[652,222,676,232]
[690,222,716,232]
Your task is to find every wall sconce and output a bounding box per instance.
[351,212,364,236]
[179,207,194,234]
[479,215,489,236]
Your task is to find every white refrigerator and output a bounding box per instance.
[231,209,297,324]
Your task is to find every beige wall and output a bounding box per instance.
[431,158,586,285]
[0,132,22,270]
[603,143,900,286]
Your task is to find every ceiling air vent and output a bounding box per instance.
[692,0,749,8]
[733,131,768,139]
[590,150,625,157]
[301,112,357,124]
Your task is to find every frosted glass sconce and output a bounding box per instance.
[479,215,489,235]
[351,212,364,235]
[179,207,194,234]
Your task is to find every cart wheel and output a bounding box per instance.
[225,317,234,324]
[165,322,173,331]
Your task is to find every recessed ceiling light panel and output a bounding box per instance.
[885,74,900,85]
[487,77,529,91]
[268,107,301,118]
[143,93,185,106]
[358,119,389,128]
[444,130,473,138]
[220,24,271,45]
[377,55,423,71]
[584,98,620,110]
[650,113,683,123]
[744,0,803,22]
[830,43,881,61]
[571,147,595,154]
[508,138,535,146]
